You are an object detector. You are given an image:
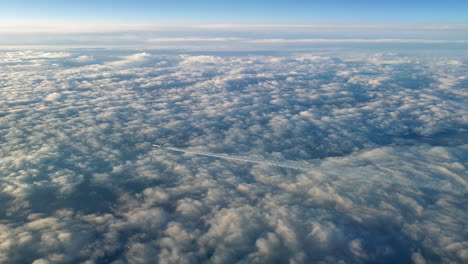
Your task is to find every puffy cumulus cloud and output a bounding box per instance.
[0,49,466,263]
[107,52,153,67]
[72,55,92,63]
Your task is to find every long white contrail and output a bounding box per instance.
[162,146,318,171]
[154,145,466,193]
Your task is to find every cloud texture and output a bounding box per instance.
[0,49,467,263]
[1,23,467,49]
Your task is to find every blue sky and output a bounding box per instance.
[1,0,468,24]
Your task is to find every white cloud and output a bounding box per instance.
[71,55,93,63]
[1,23,467,49]
[149,37,244,42]
[106,52,153,66]
[248,38,468,44]
[179,55,224,65]
[0,49,466,263]
[44,93,62,101]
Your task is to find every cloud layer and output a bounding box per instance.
[0,49,467,263]
[1,23,467,49]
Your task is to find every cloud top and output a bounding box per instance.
[0,49,466,263]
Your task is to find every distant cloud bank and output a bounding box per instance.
[0,23,467,49]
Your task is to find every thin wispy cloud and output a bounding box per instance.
[248,38,468,44]
[1,23,467,48]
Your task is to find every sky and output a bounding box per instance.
[1,0,467,48]
[0,1,467,264]
[1,0,468,24]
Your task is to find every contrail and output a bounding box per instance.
[162,146,318,171]
[154,145,466,193]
